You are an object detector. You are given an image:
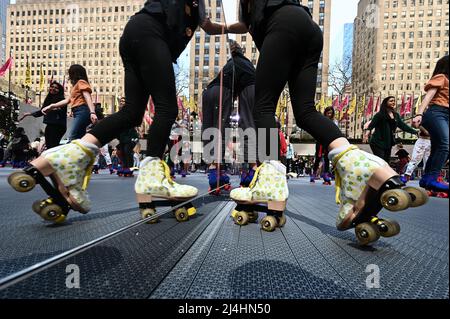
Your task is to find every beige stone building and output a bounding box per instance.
[350,0,449,139]
[7,0,145,113]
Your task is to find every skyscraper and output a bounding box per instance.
[350,0,449,138]
[0,0,9,63]
[6,0,144,112]
[343,23,354,74]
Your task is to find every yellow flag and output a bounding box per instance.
[348,94,357,115]
[358,94,366,116]
[415,94,422,114]
[326,96,333,107]
[24,57,32,88]
[39,64,45,92]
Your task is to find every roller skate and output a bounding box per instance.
[122,168,134,178]
[92,165,100,175]
[310,173,316,183]
[180,169,187,178]
[420,174,449,194]
[8,140,98,224]
[108,164,115,175]
[323,172,332,185]
[331,146,429,246]
[136,157,198,224]
[230,161,289,232]
[208,168,231,195]
[240,168,255,187]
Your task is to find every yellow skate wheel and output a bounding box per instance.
[187,207,197,217]
[32,200,45,214]
[248,212,259,223]
[381,189,412,212]
[175,208,189,222]
[234,211,249,226]
[278,215,287,228]
[53,214,67,224]
[355,222,380,246]
[261,216,278,232]
[378,219,401,238]
[404,187,429,207]
[39,204,64,223]
[8,172,36,193]
[141,208,158,224]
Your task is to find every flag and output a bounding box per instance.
[39,64,45,92]
[404,95,413,115]
[415,94,422,114]
[348,95,357,115]
[400,93,406,116]
[358,95,366,116]
[0,57,14,77]
[332,95,340,109]
[374,95,381,114]
[315,95,325,112]
[24,56,31,88]
[365,95,374,117]
[326,96,333,107]
[338,95,350,112]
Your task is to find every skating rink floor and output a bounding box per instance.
[0,169,448,299]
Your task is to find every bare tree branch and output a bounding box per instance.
[328,57,352,97]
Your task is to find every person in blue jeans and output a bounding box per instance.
[42,65,98,141]
[413,55,449,193]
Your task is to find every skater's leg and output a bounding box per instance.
[421,106,449,191]
[405,138,427,177]
[45,125,66,149]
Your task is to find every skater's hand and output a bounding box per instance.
[18,113,31,122]
[41,106,51,115]
[412,115,422,128]
[362,133,370,144]
[90,113,98,125]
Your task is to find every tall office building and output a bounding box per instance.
[350,0,449,138]
[343,22,354,73]
[6,0,145,112]
[0,0,9,63]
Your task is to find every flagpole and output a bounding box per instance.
[8,48,12,99]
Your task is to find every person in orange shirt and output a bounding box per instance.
[413,55,449,193]
[42,65,98,141]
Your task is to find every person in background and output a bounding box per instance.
[363,96,418,163]
[413,55,449,193]
[10,127,31,168]
[311,107,337,184]
[19,82,67,150]
[42,65,98,141]
[403,127,431,183]
[395,144,410,176]
[286,138,295,174]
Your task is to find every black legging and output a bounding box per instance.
[313,143,330,174]
[90,13,177,159]
[254,6,343,160]
[370,144,392,164]
[119,143,135,169]
[45,124,66,149]
[202,86,233,164]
